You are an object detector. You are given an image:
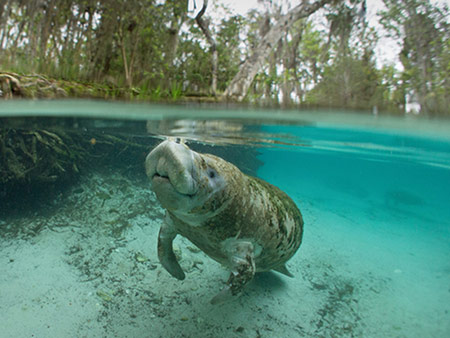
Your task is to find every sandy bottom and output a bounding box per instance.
[1,168,449,338]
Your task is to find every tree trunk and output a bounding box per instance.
[0,0,7,50]
[39,4,55,71]
[224,0,332,101]
[195,0,218,95]
[118,27,135,88]
[120,39,131,87]
[282,26,303,106]
[164,0,188,89]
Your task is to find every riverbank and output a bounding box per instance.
[0,71,221,103]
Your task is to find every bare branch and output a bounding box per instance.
[195,0,218,95]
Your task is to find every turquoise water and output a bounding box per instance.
[258,124,450,336]
[1,100,449,337]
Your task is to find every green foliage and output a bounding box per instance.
[299,1,385,110]
[176,28,211,95]
[150,86,163,101]
[169,82,183,100]
[379,0,450,115]
[298,21,329,85]
[306,56,378,109]
[0,0,448,114]
[216,15,245,91]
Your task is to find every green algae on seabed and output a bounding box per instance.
[135,252,149,262]
[96,290,113,302]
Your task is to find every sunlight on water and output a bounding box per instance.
[1,100,449,337]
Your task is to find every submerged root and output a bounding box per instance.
[0,123,153,216]
[0,129,78,185]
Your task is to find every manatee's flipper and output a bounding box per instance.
[211,241,255,304]
[157,217,185,280]
[273,264,294,277]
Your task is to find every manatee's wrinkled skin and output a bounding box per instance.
[145,140,303,303]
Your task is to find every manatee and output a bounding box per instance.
[145,139,303,304]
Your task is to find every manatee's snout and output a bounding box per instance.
[145,140,198,196]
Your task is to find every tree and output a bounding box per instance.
[0,0,447,114]
[215,15,244,92]
[223,0,333,101]
[379,0,450,115]
[297,21,328,90]
[302,0,386,110]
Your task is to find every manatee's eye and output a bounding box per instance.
[207,168,216,179]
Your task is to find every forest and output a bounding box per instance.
[0,0,449,115]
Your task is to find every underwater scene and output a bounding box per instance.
[0,100,449,337]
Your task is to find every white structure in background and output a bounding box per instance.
[405,92,421,115]
[405,102,421,115]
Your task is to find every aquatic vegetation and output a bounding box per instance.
[96,290,113,302]
[96,191,111,200]
[150,86,163,101]
[0,128,80,185]
[0,120,155,216]
[135,252,149,263]
[169,82,183,101]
